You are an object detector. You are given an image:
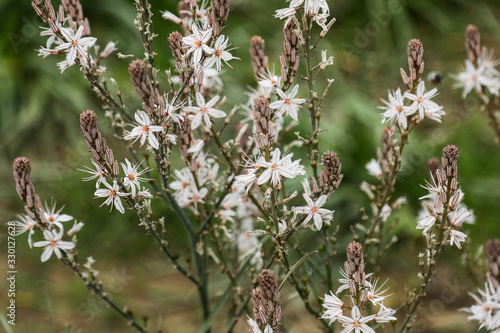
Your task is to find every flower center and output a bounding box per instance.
[50,240,58,247]
[110,190,117,197]
[143,125,150,133]
[284,98,291,105]
[272,164,279,170]
[128,174,136,180]
[311,207,318,213]
[397,106,403,113]
[418,97,424,104]
[215,50,222,57]
[71,40,79,47]
[200,107,208,114]
[354,321,361,328]
[196,41,202,47]
[49,216,55,222]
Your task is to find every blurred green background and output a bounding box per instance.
[2,0,500,332]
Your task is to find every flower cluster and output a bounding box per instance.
[235,148,306,190]
[33,0,117,72]
[454,25,500,98]
[462,279,500,331]
[416,146,474,249]
[275,0,334,36]
[13,202,82,262]
[378,81,445,128]
[320,242,396,331]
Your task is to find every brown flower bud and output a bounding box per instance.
[168,31,184,62]
[319,151,343,194]
[250,36,268,81]
[442,144,459,179]
[465,25,481,64]
[80,110,117,176]
[128,59,153,102]
[406,39,424,88]
[13,157,45,222]
[209,0,231,37]
[281,20,300,87]
[251,270,281,331]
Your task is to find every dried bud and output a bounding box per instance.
[281,20,300,87]
[80,110,117,176]
[442,144,459,179]
[485,239,500,288]
[465,25,481,64]
[13,157,44,222]
[251,270,282,331]
[210,0,231,37]
[250,36,268,81]
[345,241,366,293]
[319,151,343,194]
[168,31,184,62]
[128,59,153,102]
[13,157,33,203]
[253,96,272,135]
[407,38,424,88]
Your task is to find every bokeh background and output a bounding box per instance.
[1,0,500,332]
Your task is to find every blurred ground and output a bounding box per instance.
[2,0,500,332]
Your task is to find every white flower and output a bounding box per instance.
[269,84,306,120]
[204,35,238,72]
[247,316,273,333]
[94,180,130,214]
[404,81,443,121]
[454,60,496,98]
[448,207,472,228]
[257,148,305,188]
[416,215,436,234]
[13,214,37,248]
[379,204,392,223]
[449,229,467,249]
[121,158,152,198]
[43,201,73,230]
[33,229,75,262]
[161,96,184,125]
[366,277,391,306]
[374,304,397,323]
[462,280,500,331]
[365,159,382,178]
[55,26,97,71]
[67,221,85,237]
[258,69,281,91]
[378,88,413,129]
[171,168,195,198]
[295,194,334,230]
[124,111,164,149]
[78,159,106,188]
[183,92,226,129]
[319,50,334,70]
[161,10,182,24]
[183,24,213,64]
[321,291,344,325]
[337,306,376,333]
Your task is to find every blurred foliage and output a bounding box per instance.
[2,0,500,332]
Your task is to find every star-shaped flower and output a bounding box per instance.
[33,229,75,262]
[94,180,130,214]
[183,24,213,64]
[295,194,334,230]
[183,92,226,129]
[124,111,164,149]
[269,84,306,120]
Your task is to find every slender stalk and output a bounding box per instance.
[62,258,148,333]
